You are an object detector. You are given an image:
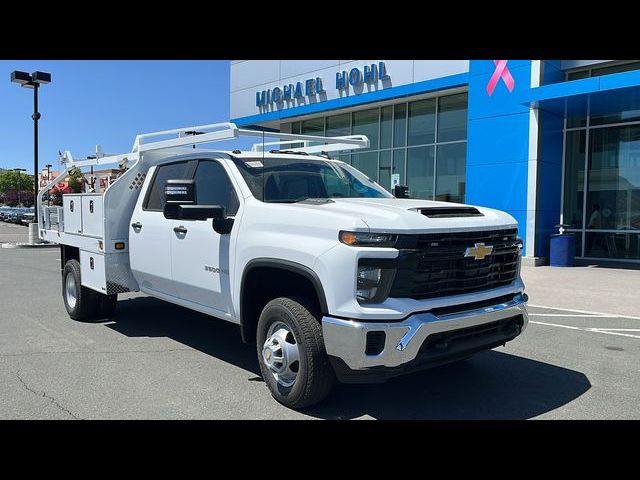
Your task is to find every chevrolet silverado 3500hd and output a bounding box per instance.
[38,123,528,409]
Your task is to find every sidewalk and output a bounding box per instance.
[521,264,640,318]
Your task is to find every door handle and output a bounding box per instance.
[131,222,142,229]
[173,226,188,234]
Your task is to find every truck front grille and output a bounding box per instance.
[389,228,520,300]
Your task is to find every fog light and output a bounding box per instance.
[356,262,396,304]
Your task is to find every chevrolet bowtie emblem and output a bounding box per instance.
[464,242,493,260]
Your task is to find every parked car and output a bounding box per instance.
[21,212,35,225]
[0,208,14,221]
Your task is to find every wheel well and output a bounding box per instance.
[240,264,326,344]
[61,245,79,273]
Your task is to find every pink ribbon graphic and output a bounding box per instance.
[486,60,515,96]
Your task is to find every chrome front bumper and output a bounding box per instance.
[322,293,528,370]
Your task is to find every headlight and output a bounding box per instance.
[356,261,396,304]
[339,231,397,247]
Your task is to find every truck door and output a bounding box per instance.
[170,159,240,314]
[130,160,196,297]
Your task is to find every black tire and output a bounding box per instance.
[95,293,118,319]
[62,259,99,321]
[256,297,335,409]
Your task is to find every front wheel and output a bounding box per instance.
[257,297,335,409]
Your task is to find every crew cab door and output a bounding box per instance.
[129,160,196,297]
[170,159,241,314]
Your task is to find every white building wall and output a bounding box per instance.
[230,60,470,121]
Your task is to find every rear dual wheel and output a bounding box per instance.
[62,259,117,321]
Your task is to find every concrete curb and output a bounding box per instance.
[1,242,59,249]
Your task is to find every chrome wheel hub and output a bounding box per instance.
[65,273,77,309]
[262,321,300,387]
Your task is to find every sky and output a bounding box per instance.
[0,60,259,174]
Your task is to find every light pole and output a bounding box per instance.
[44,163,52,206]
[13,168,26,207]
[10,70,51,223]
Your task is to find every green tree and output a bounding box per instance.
[66,166,85,193]
[0,170,34,194]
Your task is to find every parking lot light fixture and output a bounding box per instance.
[10,70,52,223]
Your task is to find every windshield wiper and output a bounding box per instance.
[267,197,310,203]
[268,150,309,155]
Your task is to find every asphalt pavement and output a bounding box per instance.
[0,221,29,244]
[0,247,638,419]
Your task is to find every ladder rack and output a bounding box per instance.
[40,122,371,216]
[57,122,370,170]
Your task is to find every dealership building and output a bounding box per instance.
[230,60,640,265]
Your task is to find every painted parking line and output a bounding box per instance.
[528,313,613,318]
[529,321,640,339]
[528,304,640,321]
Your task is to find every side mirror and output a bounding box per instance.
[163,179,233,233]
[163,179,196,219]
[393,184,410,199]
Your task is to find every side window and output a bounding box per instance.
[145,161,193,210]
[194,160,240,216]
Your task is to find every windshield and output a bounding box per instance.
[232,156,392,203]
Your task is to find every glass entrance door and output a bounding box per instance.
[563,120,640,261]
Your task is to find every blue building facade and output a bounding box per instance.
[230,60,640,265]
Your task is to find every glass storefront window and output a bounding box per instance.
[408,98,436,146]
[337,153,350,164]
[585,232,640,259]
[437,94,468,143]
[563,130,586,229]
[567,70,590,81]
[393,149,406,186]
[572,232,583,257]
[325,114,350,137]
[567,61,640,81]
[436,143,466,203]
[279,92,468,204]
[301,118,324,148]
[379,150,392,191]
[302,118,324,135]
[563,110,640,261]
[351,151,378,182]
[591,61,640,77]
[587,126,640,231]
[380,106,393,149]
[590,103,640,126]
[352,108,379,151]
[393,103,407,148]
[407,146,434,199]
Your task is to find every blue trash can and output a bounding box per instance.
[550,233,575,267]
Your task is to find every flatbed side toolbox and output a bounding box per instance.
[63,194,83,234]
[80,250,107,294]
[79,250,138,295]
[81,194,104,238]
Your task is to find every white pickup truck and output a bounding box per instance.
[38,122,528,409]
